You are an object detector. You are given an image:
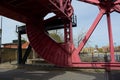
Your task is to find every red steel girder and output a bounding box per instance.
[114,0,120,4]
[106,13,115,62]
[0,5,28,23]
[73,9,105,56]
[0,0,75,67]
[79,0,99,5]
[49,0,74,43]
[76,0,120,61]
[1,0,120,70]
[114,4,120,13]
[49,0,73,21]
[0,0,72,23]
[26,0,75,67]
[72,62,120,70]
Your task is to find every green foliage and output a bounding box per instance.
[98,48,104,53]
[21,39,26,43]
[50,33,63,43]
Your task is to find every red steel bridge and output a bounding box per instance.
[0,0,120,70]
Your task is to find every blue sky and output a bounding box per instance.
[1,17,24,44]
[1,0,120,48]
[72,1,120,47]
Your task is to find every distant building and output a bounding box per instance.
[102,46,109,52]
[81,47,94,54]
[2,40,29,49]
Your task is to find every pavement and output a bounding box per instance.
[0,68,105,80]
[0,62,105,80]
[0,62,120,80]
[0,61,18,69]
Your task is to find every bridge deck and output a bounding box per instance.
[0,0,70,23]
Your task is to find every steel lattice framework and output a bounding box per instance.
[72,0,120,70]
[0,0,120,70]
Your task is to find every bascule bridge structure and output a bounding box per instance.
[0,0,120,70]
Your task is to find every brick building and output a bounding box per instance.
[2,40,29,49]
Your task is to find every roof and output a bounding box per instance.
[2,42,29,49]
[2,43,17,45]
[22,42,29,49]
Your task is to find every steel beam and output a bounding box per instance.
[107,13,115,62]
[74,10,105,55]
[0,5,27,23]
[79,0,99,5]
[17,31,22,64]
[22,44,32,64]
[72,62,120,70]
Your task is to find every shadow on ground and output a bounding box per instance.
[0,68,105,80]
[0,69,66,80]
[0,67,119,80]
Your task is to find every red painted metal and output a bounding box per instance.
[73,9,105,56]
[26,0,120,70]
[72,0,120,70]
[106,13,115,62]
[26,0,75,66]
[72,62,120,70]
[72,10,105,64]
[80,0,100,5]
[0,0,120,70]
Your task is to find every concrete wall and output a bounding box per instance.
[0,48,33,63]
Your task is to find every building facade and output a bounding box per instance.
[2,41,29,49]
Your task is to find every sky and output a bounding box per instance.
[0,0,120,48]
[0,17,25,44]
[72,0,120,47]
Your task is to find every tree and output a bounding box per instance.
[74,31,91,48]
[98,48,104,53]
[50,33,63,43]
[49,30,63,43]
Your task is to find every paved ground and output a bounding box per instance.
[0,68,106,80]
[0,63,120,80]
